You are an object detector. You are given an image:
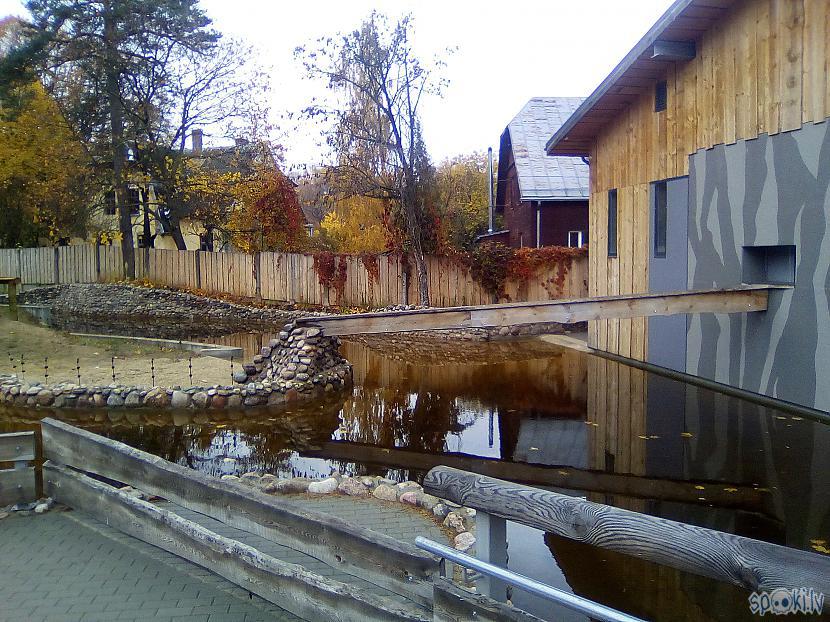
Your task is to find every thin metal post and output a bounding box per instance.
[476,510,508,601]
[76,358,80,384]
[487,146,494,234]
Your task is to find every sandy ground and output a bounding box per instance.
[0,315,238,387]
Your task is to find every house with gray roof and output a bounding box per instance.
[488,97,589,248]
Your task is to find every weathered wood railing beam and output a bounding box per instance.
[40,418,437,606]
[44,462,428,622]
[297,286,777,336]
[299,441,771,513]
[0,430,35,505]
[423,466,830,594]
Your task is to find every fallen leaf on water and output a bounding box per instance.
[791,416,803,421]
[558,470,569,476]
[810,539,827,545]
[681,432,693,438]
[649,435,660,439]
[723,487,738,493]
[529,447,539,451]
[638,435,649,439]
[776,416,786,420]
[812,544,830,555]
[222,457,235,462]
[215,424,227,428]
[694,485,706,490]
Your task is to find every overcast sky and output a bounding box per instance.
[0,0,674,170]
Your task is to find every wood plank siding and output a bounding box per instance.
[587,0,830,357]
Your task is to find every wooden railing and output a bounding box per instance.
[40,418,436,621]
[0,431,36,506]
[0,245,588,309]
[423,466,830,599]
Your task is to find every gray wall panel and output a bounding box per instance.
[686,121,830,411]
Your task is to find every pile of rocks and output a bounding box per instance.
[224,471,478,553]
[1,497,56,518]
[231,321,351,395]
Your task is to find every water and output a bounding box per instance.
[2,331,828,621]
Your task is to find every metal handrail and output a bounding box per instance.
[415,536,646,622]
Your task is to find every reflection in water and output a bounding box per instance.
[2,333,829,622]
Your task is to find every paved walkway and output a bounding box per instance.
[0,495,450,622]
[0,511,301,622]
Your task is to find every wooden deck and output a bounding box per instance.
[297,285,776,336]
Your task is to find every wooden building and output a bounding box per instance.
[546,0,830,412]
[485,98,589,249]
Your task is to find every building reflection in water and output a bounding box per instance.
[2,334,828,622]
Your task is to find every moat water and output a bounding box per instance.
[1,328,828,621]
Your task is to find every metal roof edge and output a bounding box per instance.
[544,0,694,154]
[519,195,590,203]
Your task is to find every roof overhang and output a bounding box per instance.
[545,0,736,157]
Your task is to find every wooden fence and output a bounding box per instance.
[0,245,588,309]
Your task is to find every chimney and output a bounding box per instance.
[191,129,203,155]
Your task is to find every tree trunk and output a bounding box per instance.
[401,183,430,306]
[169,217,188,250]
[104,5,135,278]
[142,191,152,248]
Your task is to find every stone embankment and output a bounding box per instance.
[2,283,316,338]
[0,323,351,410]
[223,471,478,553]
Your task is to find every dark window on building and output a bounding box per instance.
[655,80,668,112]
[742,245,796,285]
[568,231,585,248]
[104,192,116,215]
[608,189,618,258]
[127,187,141,216]
[653,180,667,258]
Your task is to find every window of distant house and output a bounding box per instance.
[607,189,618,258]
[655,80,668,112]
[653,180,667,258]
[127,187,141,216]
[104,192,116,215]
[568,231,584,248]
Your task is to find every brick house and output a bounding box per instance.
[486,98,589,248]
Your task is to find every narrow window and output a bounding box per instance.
[655,80,668,112]
[654,180,667,258]
[104,191,116,216]
[607,189,618,258]
[127,187,141,216]
[568,231,584,248]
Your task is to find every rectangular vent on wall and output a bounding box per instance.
[742,245,796,286]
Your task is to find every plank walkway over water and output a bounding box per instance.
[297,285,776,336]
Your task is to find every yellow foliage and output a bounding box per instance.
[0,80,92,245]
[318,195,387,253]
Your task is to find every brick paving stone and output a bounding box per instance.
[0,512,301,622]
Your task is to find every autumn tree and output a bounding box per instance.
[436,152,494,250]
[125,39,272,250]
[318,196,388,253]
[1,0,219,275]
[0,19,93,246]
[297,13,450,305]
[226,167,308,253]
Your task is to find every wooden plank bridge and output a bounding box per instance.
[296,285,776,336]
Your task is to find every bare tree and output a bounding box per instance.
[297,13,450,305]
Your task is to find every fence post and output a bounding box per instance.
[53,247,60,284]
[476,511,508,601]
[95,240,101,282]
[195,251,202,289]
[254,252,262,300]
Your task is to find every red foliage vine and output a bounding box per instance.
[464,243,585,301]
[313,251,348,305]
[359,253,380,283]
